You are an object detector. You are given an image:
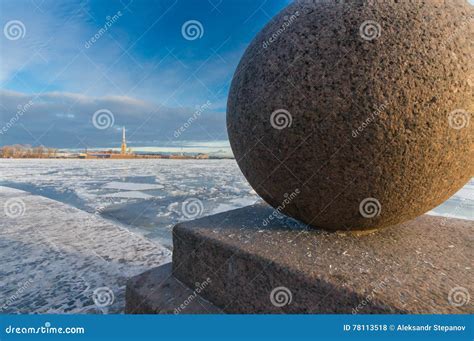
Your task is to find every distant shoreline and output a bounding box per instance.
[0,144,234,159]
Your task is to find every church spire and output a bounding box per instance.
[121,126,127,155]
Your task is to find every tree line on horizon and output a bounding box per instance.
[0,145,58,158]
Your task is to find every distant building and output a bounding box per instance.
[121,126,127,155]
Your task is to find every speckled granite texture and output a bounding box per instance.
[126,263,222,314]
[227,0,473,230]
[170,204,473,314]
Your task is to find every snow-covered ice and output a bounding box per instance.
[0,159,260,248]
[0,186,171,314]
[102,182,164,191]
[102,191,154,199]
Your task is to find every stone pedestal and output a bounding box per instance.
[126,204,473,314]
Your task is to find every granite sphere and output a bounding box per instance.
[227,0,473,230]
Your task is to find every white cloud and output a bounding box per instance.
[0,89,226,148]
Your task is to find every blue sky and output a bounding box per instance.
[0,0,291,150]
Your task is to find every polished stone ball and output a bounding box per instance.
[227,0,473,231]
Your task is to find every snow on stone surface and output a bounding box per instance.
[0,186,171,314]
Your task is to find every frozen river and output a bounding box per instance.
[0,159,472,249]
[0,159,259,249]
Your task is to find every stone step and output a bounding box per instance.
[127,204,473,314]
[126,263,222,314]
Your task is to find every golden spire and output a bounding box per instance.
[121,126,127,155]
